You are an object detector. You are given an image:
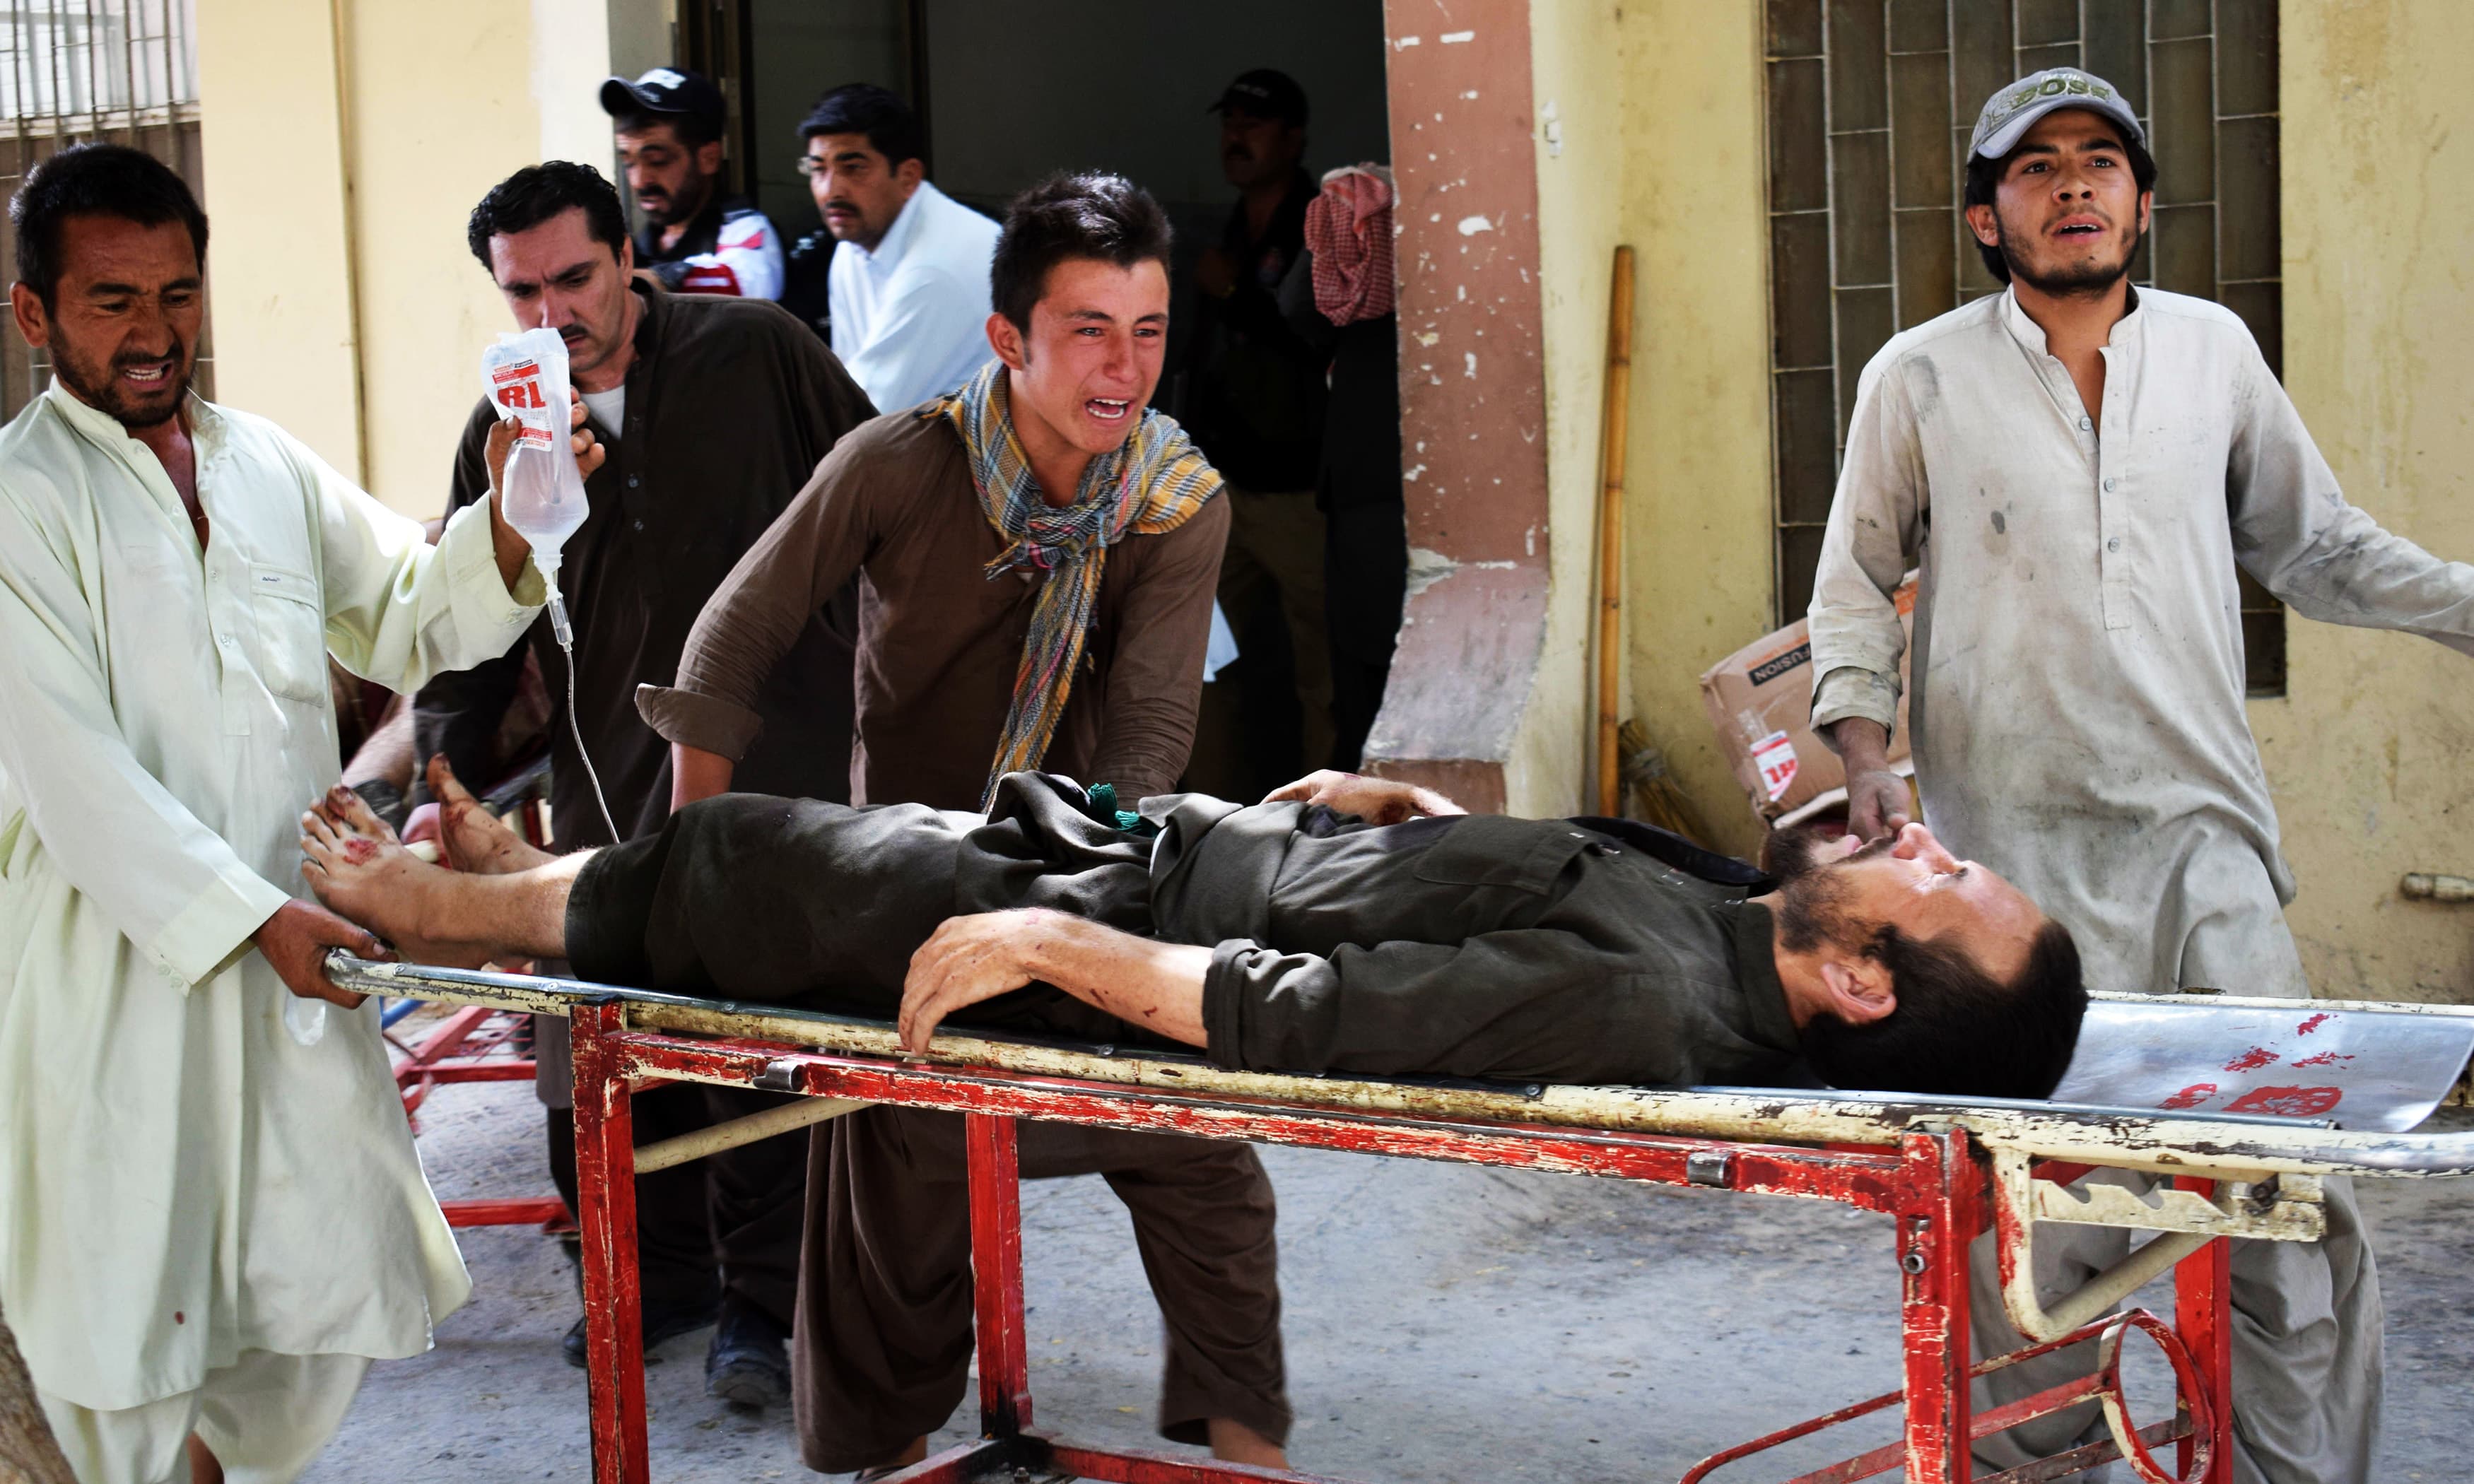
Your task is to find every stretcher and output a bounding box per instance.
[330,953,2474,1484]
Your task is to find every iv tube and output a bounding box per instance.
[549,587,620,845]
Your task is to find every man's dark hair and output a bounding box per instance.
[1800,919,2087,1100]
[467,162,629,271]
[799,83,925,168]
[1963,126,2158,283]
[990,172,1173,336]
[613,107,722,150]
[10,143,208,307]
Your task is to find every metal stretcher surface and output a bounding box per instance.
[332,954,2474,1484]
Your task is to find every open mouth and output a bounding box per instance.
[2053,216,2106,240]
[118,359,175,389]
[1085,397,1132,424]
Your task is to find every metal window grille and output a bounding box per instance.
[1764,0,2286,695]
[0,0,206,423]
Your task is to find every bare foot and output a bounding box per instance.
[301,786,492,969]
[428,754,554,875]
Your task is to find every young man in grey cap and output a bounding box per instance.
[1808,65,2474,1482]
[602,66,785,300]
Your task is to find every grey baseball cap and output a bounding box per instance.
[1969,66,2145,162]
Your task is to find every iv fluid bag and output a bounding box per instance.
[480,327,590,570]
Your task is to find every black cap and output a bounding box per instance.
[600,66,725,134]
[1208,69,1307,126]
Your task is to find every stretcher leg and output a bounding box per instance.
[1899,1130,1978,1483]
[966,1112,1035,1439]
[573,999,651,1484]
[2172,1184,2235,1484]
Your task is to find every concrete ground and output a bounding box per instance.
[307,1075,2474,1483]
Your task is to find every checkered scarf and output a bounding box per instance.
[1305,165,1397,326]
[937,360,1222,805]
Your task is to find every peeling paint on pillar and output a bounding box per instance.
[1364,0,1550,816]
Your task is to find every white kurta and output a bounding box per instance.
[0,385,544,1411]
[1808,288,2474,998]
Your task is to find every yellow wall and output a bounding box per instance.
[338,1,542,517]
[1509,0,1628,818]
[1513,1,1775,849]
[200,0,633,516]
[196,0,364,481]
[2257,0,2474,1001]
[1613,0,1775,859]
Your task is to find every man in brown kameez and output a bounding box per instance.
[635,172,1287,1476]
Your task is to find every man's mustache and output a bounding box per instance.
[823,199,857,213]
[112,341,184,371]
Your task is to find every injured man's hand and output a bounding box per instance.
[897,909,1212,1054]
[1262,770,1465,825]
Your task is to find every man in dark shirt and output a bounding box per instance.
[413,161,874,1407]
[1182,69,1335,787]
[601,67,785,300]
[302,771,2089,1112]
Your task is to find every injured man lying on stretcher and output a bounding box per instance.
[298,767,2087,1099]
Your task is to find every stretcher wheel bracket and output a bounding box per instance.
[1677,1305,2215,1484]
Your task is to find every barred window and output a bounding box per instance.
[1,0,206,423]
[1764,0,2285,694]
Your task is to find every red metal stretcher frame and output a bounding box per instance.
[386,1004,570,1230]
[557,994,2236,1484]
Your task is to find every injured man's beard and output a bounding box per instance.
[1771,860,1865,956]
[1763,825,1895,892]
[1764,825,1899,962]
[1769,864,1897,1083]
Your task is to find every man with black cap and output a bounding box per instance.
[1809,64,2474,1483]
[602,66,785,300]
[1180,69,1333,790]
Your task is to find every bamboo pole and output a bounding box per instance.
[1594,246,1637,816]
[633,1095,872,1174]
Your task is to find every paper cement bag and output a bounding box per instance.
[1697,576,1916,823]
